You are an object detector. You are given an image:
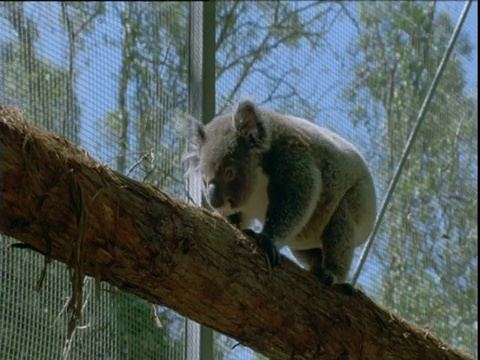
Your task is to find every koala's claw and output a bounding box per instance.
[243,230,280,267]
[262,240,280,267]
[312,267,337,286]
[322,272,336,286]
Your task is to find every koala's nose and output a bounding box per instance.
[207,183,223,208]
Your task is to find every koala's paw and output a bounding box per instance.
[334,283,355,296]
[243,230,280,267]
[312,267,337,286]
[321,271,337,286]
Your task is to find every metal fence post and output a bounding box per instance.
[186,1,216,360]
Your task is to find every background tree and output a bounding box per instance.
[343,2,477,356]
[0,2,80,142]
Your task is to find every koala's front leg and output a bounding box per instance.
[227,213,243,228]
[256,159,322,268]
[226,211,280,265]
[243,229,281,266]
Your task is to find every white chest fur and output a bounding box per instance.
[239,168,269,229]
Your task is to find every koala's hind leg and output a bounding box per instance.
[321,197,356,285]
[290,248,330,283]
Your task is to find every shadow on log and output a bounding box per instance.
[0,106,473,360]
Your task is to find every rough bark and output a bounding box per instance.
[0,106,473,360]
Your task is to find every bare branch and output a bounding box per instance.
[0,106,473,360]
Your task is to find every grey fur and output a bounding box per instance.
[184,99,376,285]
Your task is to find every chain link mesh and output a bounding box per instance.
[0,1,477,359]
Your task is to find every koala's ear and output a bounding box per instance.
[182,115,205,171]
[184,115,206,146]
[233,100,266,144]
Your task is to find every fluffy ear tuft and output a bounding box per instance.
[182,115,205,174]
[233,99,258,137]
[232,100,270,151]
[232,99,268,148]
[184,115,206,145]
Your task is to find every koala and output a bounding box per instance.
[184,99,376,285]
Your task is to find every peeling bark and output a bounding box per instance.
[0,106,473,360]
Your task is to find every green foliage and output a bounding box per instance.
[111,291,185,359]
[345,2,477,356]
[0,41,80,140]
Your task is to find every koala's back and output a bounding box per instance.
[260,110,370,185]
[259,109,377,247]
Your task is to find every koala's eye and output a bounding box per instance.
[224,167,235,181]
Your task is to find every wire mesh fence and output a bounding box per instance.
[0,1,477,359]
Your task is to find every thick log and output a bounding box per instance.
[0,106,473,360]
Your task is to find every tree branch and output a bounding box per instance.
[0,106,473,360]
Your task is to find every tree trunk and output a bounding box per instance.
[0,106,473,360]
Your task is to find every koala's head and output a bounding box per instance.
[184,100,270,215]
